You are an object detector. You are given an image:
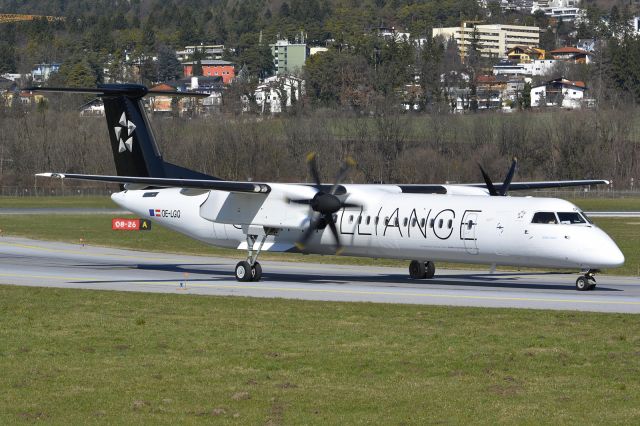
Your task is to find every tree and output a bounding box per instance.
[156,45,182,82]
[0,43,17,73]
[520,81,531,109]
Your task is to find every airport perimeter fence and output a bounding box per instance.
[1,186,640,199]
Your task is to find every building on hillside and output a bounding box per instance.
[309,46,329,55]
[549,47,591,64]
[176,44,225,62]
[376,26,411,42]
[79,98,104,117]
[432,23,540,58]
[254,75,304,113]
[530,77,586,108]
[147,83,178,115]
[577,39,596,52]
[493,58,557,76]
[270,39,308,75]
[476,75,507,109]
[182,60,235,84]
[31,63,60,83]
[632,16,640,35]
[506,46,546,62]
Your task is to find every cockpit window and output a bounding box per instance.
[558,212,586,224]
[581,211,594,224]
[531,212,558,224]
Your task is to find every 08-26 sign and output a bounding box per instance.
[111,218,152,231]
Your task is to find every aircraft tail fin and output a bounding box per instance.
[24,84,217,180]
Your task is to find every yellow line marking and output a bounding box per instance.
[1,272,639,307]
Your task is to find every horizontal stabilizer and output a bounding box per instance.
[36,173,270,194]
[22,84,209,99]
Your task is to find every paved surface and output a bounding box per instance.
[1,236,639,313]
[0,208,130,215]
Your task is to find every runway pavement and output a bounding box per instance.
[0,236,639,313]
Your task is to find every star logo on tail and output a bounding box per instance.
[114,112,136,153]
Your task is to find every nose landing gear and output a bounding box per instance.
[576,269,598,291]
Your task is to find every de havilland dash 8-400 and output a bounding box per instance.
[28,84,624,291]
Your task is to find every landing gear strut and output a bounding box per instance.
[235,230,274,282]
[576,269,598,291]
[409,260,436,280]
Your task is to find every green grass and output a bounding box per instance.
[1,213,638,276]
[1,285,639,424]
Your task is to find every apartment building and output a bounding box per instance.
[270,39,308,75]
[433,22,540,58]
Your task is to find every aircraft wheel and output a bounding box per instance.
[424,261,436,279]
[575,276,589,291]
[409,260,426,279]
[235,261,252,282]
[252,262,262,282]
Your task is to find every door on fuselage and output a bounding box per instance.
[461,210,480,255]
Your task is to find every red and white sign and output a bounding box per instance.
[112,218,140,230]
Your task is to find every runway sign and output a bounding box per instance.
[112,218,152,231]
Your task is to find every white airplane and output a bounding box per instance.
[29,84,624,291]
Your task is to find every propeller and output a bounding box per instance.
[290,153,359,254]
[478,157,518,196]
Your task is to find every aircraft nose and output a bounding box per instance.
[596,232,625,268]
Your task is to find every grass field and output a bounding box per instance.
[1,285,639,424]
[1,212,638,276]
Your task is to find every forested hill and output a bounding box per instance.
[0,0,485,51]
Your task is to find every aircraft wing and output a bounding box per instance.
[462,179,610,191]
[36,173,271,193]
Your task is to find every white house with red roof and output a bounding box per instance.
[531,78,586,109]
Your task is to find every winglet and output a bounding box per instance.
[36,172,65,179]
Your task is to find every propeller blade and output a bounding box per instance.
[342,202,362,209]
[288,198,312,205]
[326,214,343,254]
[500,157,518,196]
[478,163,499,196]
[295,213,321,250]
[330,157,356,195]
[306,152,322,189]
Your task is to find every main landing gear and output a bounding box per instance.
[235,231,274,282]
[576,269,598,291]
[409,260,436,280]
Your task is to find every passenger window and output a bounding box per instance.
[394,218,399,226]
[420,218,425,227]
[531,212,558,224]
[447,219,452,229]
[358,216,362,224]
[349,215,354,224]
[384,217,389,225]
[375,216,379,225]
[558,212,586,224]
[366,216,371,225]
[438,219,443,228]
[411,218,417,227]
[403,218,408,227]
[467,220,473,230]
[430,219,435,228]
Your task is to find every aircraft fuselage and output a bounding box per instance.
[112,186,624,271]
